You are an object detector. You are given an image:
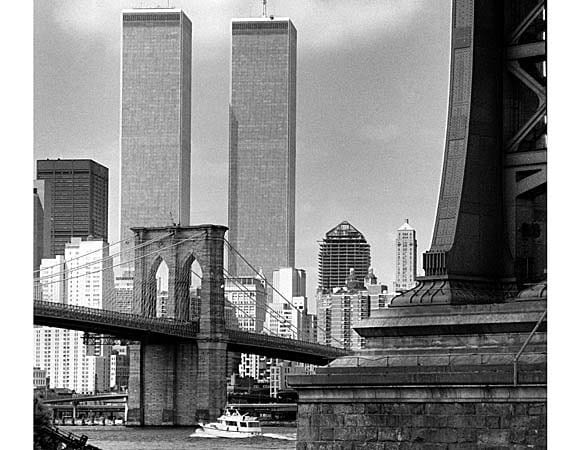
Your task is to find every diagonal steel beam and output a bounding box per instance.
[507,1,545,45]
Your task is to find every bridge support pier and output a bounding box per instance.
[195,340,227,423]
[127,340,227,426]
[127,342,201,426]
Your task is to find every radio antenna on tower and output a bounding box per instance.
[262,0,267,18]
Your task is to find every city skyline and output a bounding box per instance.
[17,1,560,444]
[33,0,452,310]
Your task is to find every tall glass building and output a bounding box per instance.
[36,159,108,258]
[120,9,192,250]
[317,221,371,292]
[228,16,297,281]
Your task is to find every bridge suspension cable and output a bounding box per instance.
[226,295,282,338]
[34,232,174,283]
[34,232,208,296]
[33,236,130,276]
[222,268,303,339]
[179,261,302,340]
[224,239,344,347]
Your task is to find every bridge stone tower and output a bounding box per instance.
[126,225,228,426]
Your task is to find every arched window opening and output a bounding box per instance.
[189,260,202,322]
[155,260,169,318]
[176,255,203,322]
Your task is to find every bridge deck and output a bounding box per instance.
[34,301,348,364]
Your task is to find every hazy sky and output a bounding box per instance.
[34,0,452,311]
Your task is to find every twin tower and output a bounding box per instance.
[120,8,296,280]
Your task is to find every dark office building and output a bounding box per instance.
[317,221,371,292]
[36,159,108,257]
[228,16,297,282]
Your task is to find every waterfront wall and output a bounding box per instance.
[296,386,546,449]
[289,300,547,449]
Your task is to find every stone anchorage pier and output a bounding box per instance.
[289,0,547,448]
[288,287,546,449]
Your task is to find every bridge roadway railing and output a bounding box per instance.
[34,301,348,362]
[227,328,348,360]
[33,300,199,339]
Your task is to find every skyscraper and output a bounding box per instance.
[120,8,192,248]
[33,183,45,273]
[317,221,371,291]
[36,159,108,258]
[395,220,417,292]
[316,290,370,351]
[228,15,297,280]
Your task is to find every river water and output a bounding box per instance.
[62,425,297,450]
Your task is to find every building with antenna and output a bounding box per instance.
[227,6,297,296]
[120,8,192,253]
[395,220,417,292]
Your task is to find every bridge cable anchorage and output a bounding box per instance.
[222,268,303,339]
[34,231,175,283]
[224,239,345,348]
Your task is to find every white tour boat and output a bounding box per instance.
[199,407,262,438]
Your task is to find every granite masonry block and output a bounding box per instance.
[419,444,449,450]
[353,403,366,414]
[423,415,446,428]
[364,403,380,414]
[447,444,479,450]
[484,416,501,428]
[377,428,399,441]
[448,414,486,428]
[357,414,385,427]
[437,428,460,443]
[320,428,334,441]
[476,403,513,416]
[334,427,358,442]
[476,429,510,446]
[333,404,354,414]
[344,414,359,427]
[528,404,546,415]
[514,404,528,415]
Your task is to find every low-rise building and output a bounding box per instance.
[33,366,47,391]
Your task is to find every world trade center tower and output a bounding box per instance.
[228,16,297,281]
[120,9,192,254]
